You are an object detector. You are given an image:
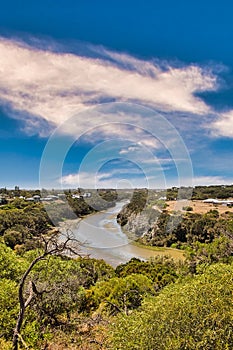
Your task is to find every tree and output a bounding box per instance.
[0,241,27,281]
[12,230,80,350]
[86,274,155,315]
[185,235,233,273]
[110,263,233,349]
[115,256,178,291]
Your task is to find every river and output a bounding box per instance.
[61,201,184,267]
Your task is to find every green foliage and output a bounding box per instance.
[76,257,115,288]
[122,186,233,249]
[28,256,83,324]
[0,339,11,350]
[117,189,148,226]
[0,279,18,339]
[139,210,233,249]
[1,186,233,349]
[97,189,118,202]
[115,257,178,291]
[185,236,233,273]
[0,205,51,250]
[67,192,117,218]
[110,263,233,350]
[23,255,114,324]
[167,184,233,201]
[22,319,50,349]
[43,201,77,224]
[0,241,28,281]
[67,196,93,217]
[86,274,155,315]
[192,184,233,200]
[0,243,115,348]
[3,228,24,248]
[182,205,193,211]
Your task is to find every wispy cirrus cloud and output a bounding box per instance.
[119,146,139,155]
[2,34,233,193]
[0,36,218,138]
[119,138,160,155]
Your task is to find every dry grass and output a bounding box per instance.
[166,200,233,215]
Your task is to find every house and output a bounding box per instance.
[203,198,218,203]
[33,195,41,202]
[203,198,233,206]
[41,197,54,202]
[57,193,66,198]
[26,195,41,202]
[47,195,59,200]
[72,194,81,199]
[25,197,35,202]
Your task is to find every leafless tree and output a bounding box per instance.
[12,230,80,350]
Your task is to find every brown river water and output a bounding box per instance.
[60,201,184,267]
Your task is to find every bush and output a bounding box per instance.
[0,279,18,340]
[110,263,233,349]
[182,206,193,211]
[86,274,155,315]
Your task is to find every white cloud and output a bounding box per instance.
[193,176,233,186]
[61,170,151,189]
[210,110,233,138]
[61,171,89,187]
[137,138,160,149]
[119,145,140,154]
[61,169,141,189]
[0,37,218,137]
[61,171,112,188]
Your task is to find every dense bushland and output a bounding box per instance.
[0,189,233,349]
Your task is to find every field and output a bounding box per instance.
[166,199,233,214]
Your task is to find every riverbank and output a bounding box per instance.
[58,217,82,232]
[120,222,186,261]
[57,201,185,266]
[131,240,185,261]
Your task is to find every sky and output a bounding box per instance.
[0,0,233,189]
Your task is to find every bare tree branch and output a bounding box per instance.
[12,230,80,350]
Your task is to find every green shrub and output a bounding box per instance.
[182,206,193,211]
[0,279,18,340]
[110,263,233,349]
[86,274,155,315]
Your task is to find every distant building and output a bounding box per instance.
[203,198,233,206]
[41,197,54,202]
[26,195,41,202]
[33,195,41,202]
[25,197,35,202]
[203,198,216,203]
[57,193,66,198]
[72,194,81,199]
[47,195,59,200]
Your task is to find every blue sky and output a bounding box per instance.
[0,0,233,189]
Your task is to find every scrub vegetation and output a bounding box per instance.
[0,186,233,349]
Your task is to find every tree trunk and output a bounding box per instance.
[12,307,25,350]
